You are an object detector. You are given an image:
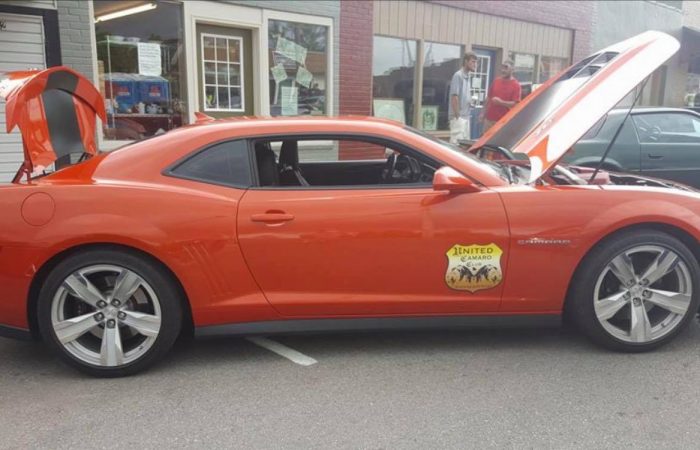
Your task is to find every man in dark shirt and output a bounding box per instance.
[479,60,521,132]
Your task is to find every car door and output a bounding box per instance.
[237,136,510,317]
[567,113,641,173]
[635,111,700,187]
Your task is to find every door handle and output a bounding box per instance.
[647,153,664,159]
[250,212,295,223]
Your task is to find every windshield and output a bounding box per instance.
[405,125,512,183]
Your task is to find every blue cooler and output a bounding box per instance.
[138,76,170,104]
[104,73,138,111]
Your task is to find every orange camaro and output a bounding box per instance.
[1,31,698,377]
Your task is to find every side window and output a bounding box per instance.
[252,137,438,188]
[171,140,252,187]
[633,113,700,144]
[581,115,607,140]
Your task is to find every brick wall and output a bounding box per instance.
[56,0,94,81]
[339,0,373,116]
[430,1,594,60]
[338,0,374,160]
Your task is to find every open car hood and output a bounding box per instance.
[0,66,105,180]
[470,31,679,183]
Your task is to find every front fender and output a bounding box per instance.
[497,186,700,313]
[587,197,700,244]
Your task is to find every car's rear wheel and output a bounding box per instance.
[570,230,700,351]
[37,249,182,377]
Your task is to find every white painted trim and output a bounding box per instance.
[88,0,116,149]
[200,33,245,113]
[184,1,262,123]
[2,0,56,9]
[262,9,334,117]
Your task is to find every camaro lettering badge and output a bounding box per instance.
[445,243,503,293]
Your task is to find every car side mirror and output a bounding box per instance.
[433,166,481,193]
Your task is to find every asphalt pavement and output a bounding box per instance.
[2,320,700,449]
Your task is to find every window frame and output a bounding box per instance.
[164,138,254,189]
[91,0,188,150]
[261,9,334,117]
[201,32,245,113]
[247,133,446,191]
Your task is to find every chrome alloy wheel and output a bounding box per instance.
[50,264,162,367]
[593,245,693,344]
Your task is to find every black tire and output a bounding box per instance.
[37,249,183,377]
[569,229,700,352]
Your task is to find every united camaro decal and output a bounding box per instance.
[445,244,503,293]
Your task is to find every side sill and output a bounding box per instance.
[195,314,561,338]
[0,324,34,341]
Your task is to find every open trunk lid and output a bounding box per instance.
[0,66,105,182]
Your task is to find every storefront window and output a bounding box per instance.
[509,51,536,97]
[421,42,461,131]
[539,56,568,83]
[509,52,536,83]
[372,36,417,126]
[94,1,187,141]
[685,56,700,107]
[268,19,328,116]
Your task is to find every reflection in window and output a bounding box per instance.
[94,0,187,141]
[372,36,416,126]
[421,42,461,131]
[202,34,243,111]
[509,52,536,83]
[268,19,328,116]
[508,51,536,98]
[539,56,568,83]
[633,113,700,143]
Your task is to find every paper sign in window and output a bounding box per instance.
[271,64,288,84]
[296,66,313,88]
[138,42,162,76]
[281,86,298,115]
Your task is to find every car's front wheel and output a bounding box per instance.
[37,249,183,377]
[570,230,700,351]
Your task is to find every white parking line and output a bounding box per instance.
[246,336,318,366]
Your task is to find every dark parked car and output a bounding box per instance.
[564,108,700,187]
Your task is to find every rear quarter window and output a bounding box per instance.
[170,140,252,188]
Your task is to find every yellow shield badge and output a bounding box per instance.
[445,243,503,293]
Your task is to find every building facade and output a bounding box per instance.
[0,0,699,181]
[591,1,685,107]
[358,0,593,145]
[93,0,339,148]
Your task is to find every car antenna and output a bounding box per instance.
[589,76,650,184]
